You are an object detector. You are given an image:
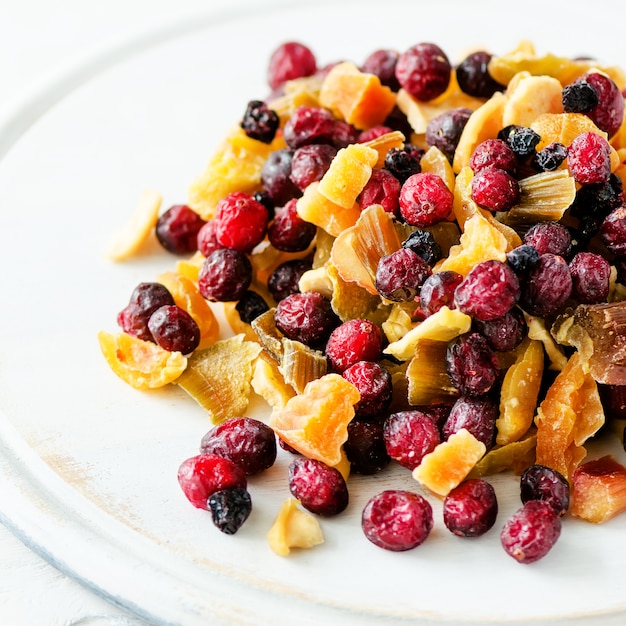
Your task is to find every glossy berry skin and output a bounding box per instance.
[200,417,277,476]
[208,487,252,535]
[375,247,431,302]
[177,453,247,510]
[289,143,337,190]
[283,105,336,149]
[240,100,279,143]
[288,457,348,516]
[473,307,527,353]
[443,478,498,537]
[196,219,222,258]
[455,51,504,99]
[454,259,520,321]
[383,410,441,470]
[214,192,268,253]
[500,500,561,564]
[147,305,200,354]
[568,131,612,185]
[117,282,175,342]
[395,43,451,101]
[569,252,611,304]
[198,248,252,302]
[267,259,312,302]
[325,319,383,373]
[342,361,393,421]
[469,138,517,175]
[425,107,472,163]
[268,198,316,252]
[600,205,626,256]
[580,72,625,138]
[442,395,498,450]
[471,167,521,212]
[274,291,339,348]
[267,41,317,90]
[362,490,433,551]
[523,222,572,257]
[359,168,401,215]
[445,334,499,398]
[520,464,570,517]
[518,253,572,318]
[155,205,206,255]
[344,420,391,475]
[419,270,463,316]
[361,48,400,91]
[399,172,454,227]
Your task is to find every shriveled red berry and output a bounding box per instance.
[177,453,247,510]
[267,258,312,302]
[196,219,222,258]
[445,334,499,398]
[523,222,572,257]
[519,253,572,317]
[569,251,611,303]
[283,105,336,149]
[520,464,570,517]
[147,305,200,354]
[454,259,520,321]
[579,72,625,138]
[600,205,626,256]
[419,270,463,316]
[155,204,206,255]
[289,143,337,190]
[567,131,612,184]
[342,361,393,421]
[473,306,527,352]
[471,167,521,212]
[267,41,317,90]
[268,198,316,252]
[395,43,451,101]
[442,395,498,449]
[214,192,268,253]
[362,490,433,551]
[469,138,517,174]
[375,247,432,302]
[455,51,504,99]
[399,172,454,227]
[500,500,561,564]
[383,410,441,470]
[344,420,390,475]
[117,282,175,342]
[361,48,400,91]
[198,248,252,302]
[443,478,498,537]
[325,319,383,373]
[331,119,360,149]
[288,457,348,516]
[200,417,277,476]
[359,168,401,215]
[358,125,394,143]
[208,487,252,535]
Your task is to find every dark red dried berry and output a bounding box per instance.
[325,319,383,373]
[455,51,505,99]
[240,100,279,143]
[419,270,463,316]
[518,253,572,318]
[196,219,222,258]
[600,205,626,256]
[117,282,175,342]
[268,198,316,252]
[523,222,572,257]
[361,48,400,91]
[579,72,625,137]
[288,457,348,516]
[567,131,612,184]
[208,487,252,535]
[358,125,393,143]
[267,41,317,90]
[425,107,472,163]
[177,453,247,510]
[443,478,498,537]
[442,395,498,449]
[445,334,499,398]
[261,148,301,206]
[469,138,518,174]
[214,192,268,253]
[156,204,206,255]
[344,420,391,475]
[500,500,561,564]
[342,361,393,421]
[383,410,441,470]
[399,172,454,227]
[283,105,336,149]
[362,490,433,551]
[375,247,432,302]
[147,305,200,354]
[520,464,570,517]
[267,258,312,302]
[289,143,337,190]
[359,167,401,216]
[473,306,527,352]
[471,167,521,212]
[331,119,361,149]
[395,43,451,101]
[200,417,277,476]
[569,252,611,304]
[198,248,252,302]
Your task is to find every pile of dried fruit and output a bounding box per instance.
[100,39,626,563]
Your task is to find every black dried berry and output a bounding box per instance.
[384,144,423,183]
[402,229,442,265]
[240,100,279,143]
[535,142,568,172]
[208,487,252,534]
[498,125,541,158]
[506,245,540,274]
[236,290,270,324]
[562,81,599,113]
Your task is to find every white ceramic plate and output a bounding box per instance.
[2,1,626,624]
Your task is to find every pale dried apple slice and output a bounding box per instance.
[251,353,296,410]
[502,72,564,128]
[268,498,324,556]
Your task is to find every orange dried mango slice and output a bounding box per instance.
[269,373,360,466]
[531,112,608,151]
[98,330,187,390]
[296,182,361,237]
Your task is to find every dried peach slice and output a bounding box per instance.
[98,330,187,390]
[251,352,296,410]
[269,373,360,466]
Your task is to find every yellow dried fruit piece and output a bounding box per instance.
[384,306,472,361]
[188,127,285,220]
[269,373,360,466]
[420,146,455,192]
[382,302,415,344]
[525,313,567,371]
[298,266,334,299]
[279,338,328,394]
[176,334,262,423]
[319,61,397,130]
[98,330,187,390]
[318,143,378,209]
[175,251,204,283]
[362,130,405,167]
[406,339,458,406]
[535,351,605,480]
[268,498,324,556]
[531,112,609,151]
[105,189,161,261]
[269,75,323,124]
[470,431,537,478]
[251,352,296,410]
[497,338,544,445]
[502,72,564,128]
[413,429,486,497]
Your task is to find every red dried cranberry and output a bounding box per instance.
[473,306,527,352]
[395,43,451,101]
[384,144,423,183]
[214,192,268,253]
[362,490,433,551]
[274,291,339,348]
[117,282,175,342]
[567,131,612,184]
[288,457,348,516]
[579,72,625,137]
[283,105,336,149]
[518,253,572,318]
[399,172,454,227]
[267,41,317,90]
[147,305,200,354]
[200,417,277,476]
[361,48,400,91]
[442,395,498,450]
[240,100,279,143]
[471,167,521,212]
[267,258,312,302]
[455,51,505,99]
[235,290,270,324]
[454,259,520,321]
[289,143,337,190]
[196,220,222,258]
[500,500,561,564]
[443,478,498,537]
[445,333,499,397]
[520,464,570,517]
[177,453,247,510]
[523,222,572,257]
[155,205,206,255]
[261,148,301,206]
[358,168,401,216]
[569,252,611,303]
[267,198,316,252]
[419,270,463,316]
[425,107,472,163]
[344,420,390,475]
[208,487,252,534]
[375,247,432,302]
[342,361,393,421]
[198,248,252,302]
[600,205,626,256]
[383,410,441,470]
[469,138,517,174]
[358,125,393,143]
[414,403,452,431]
[325,319,383,373]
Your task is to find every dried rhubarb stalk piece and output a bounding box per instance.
[535,351,605,480]
[552,302,626,385]
[406,339,459,406]
[470,430,537,478]
[571,455,626,523]
[279,338,327,394]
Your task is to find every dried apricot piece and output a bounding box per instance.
[502,72,564,128]
[98,330,187,390]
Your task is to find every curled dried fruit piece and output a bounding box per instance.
[268,498,324,556]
